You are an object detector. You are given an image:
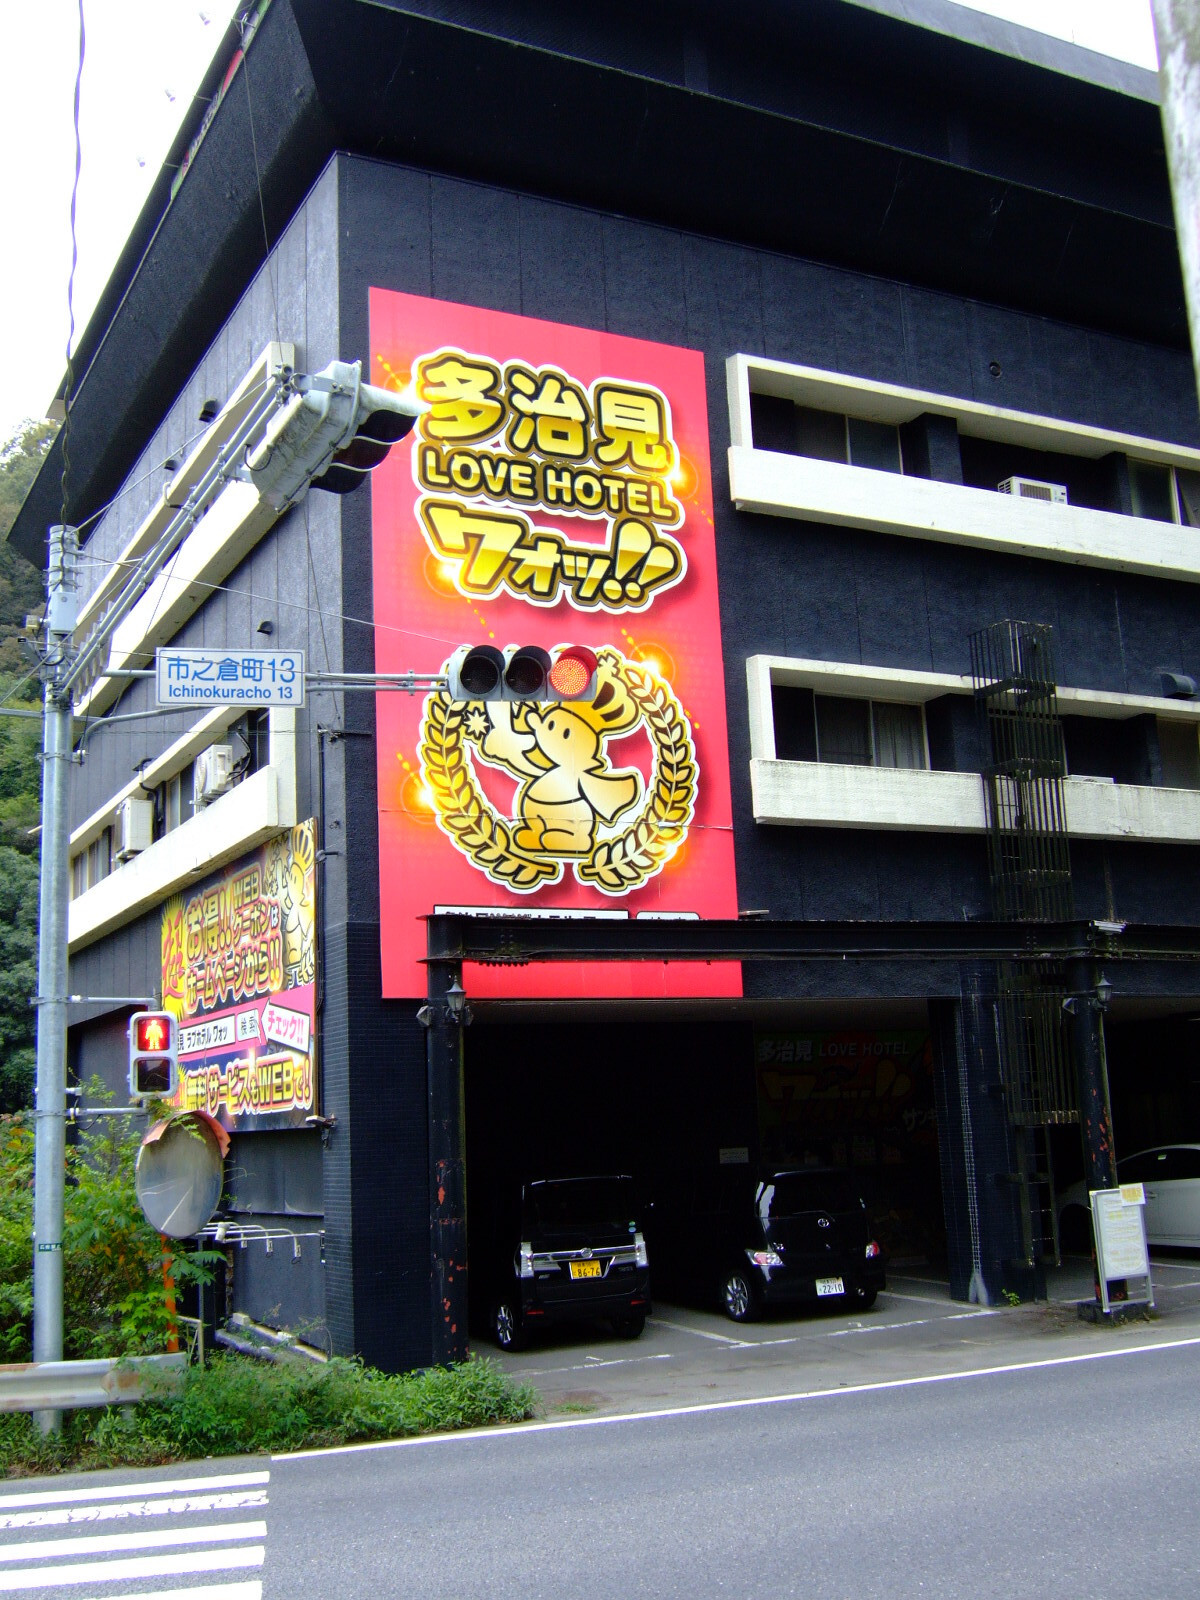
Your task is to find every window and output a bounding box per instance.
[1157,719,1200,790]
[165,766,195,831]
[1129,460,1176,524]
[751,396,903,476]
[868,701,927,769]
[243,709,270,775]
[71,827,113,898]
[770,685,927,769]
[1118,1150,1162,1185]
[846,417,902,475]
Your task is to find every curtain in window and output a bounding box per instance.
[872,702,925,769]
[815,696,871,765]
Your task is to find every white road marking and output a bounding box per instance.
[578,1352,673,1370]
[829,1318,935,1337]
[0,1493,269,1532]
[0,1547,264,1592]
[0,1522,266,1564]
[519,1352,673,1377]
[651,1319,750,1347]
[76,1587,261,1600]
[878,1290,956,1306]
[0,1474,269,1513]
[278,1332,1200,1460]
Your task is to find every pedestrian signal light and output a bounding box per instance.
[128,1011,178,1099]
[446,644,599,703]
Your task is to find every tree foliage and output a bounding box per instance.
[0,846,38,1114]
[0,1095,214,1362]
[0,420,55,686]
[0,422,55,1111]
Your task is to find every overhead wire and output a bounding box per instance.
[236,3,282,347]
[57,0,86,531]
[72,536,462,660]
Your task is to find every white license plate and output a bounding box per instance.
[816,1277,845,1297]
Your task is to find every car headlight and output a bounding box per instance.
[746,1249,784,1269]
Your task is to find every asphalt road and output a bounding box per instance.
[4,1322,1199,1599]
[275,1334,1200,1598]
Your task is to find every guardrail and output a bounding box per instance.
[0,1353,187,1413]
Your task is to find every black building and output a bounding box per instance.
[11,0,1200,1371]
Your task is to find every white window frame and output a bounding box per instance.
[67,705,297,952]
[747,654,1200,845]
[726,355,1200,583]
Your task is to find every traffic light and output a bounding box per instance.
[446,644,599,702]
[243,359,423,511]
[128,1011,178,1099]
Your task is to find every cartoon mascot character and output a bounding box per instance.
[471,662,644,857]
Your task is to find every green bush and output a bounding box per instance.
[0,1097,215,1361]
[0,1352,540,1477]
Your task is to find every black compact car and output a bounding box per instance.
[655,1166,886,1322]
[476,1175,652,1351]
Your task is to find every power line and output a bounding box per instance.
[58,0,86,532]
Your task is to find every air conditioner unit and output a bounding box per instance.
[115,796,154,862]
[194,743,235,806]
[997,476,1068,505]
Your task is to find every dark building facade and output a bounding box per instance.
[12,0,1200,1371]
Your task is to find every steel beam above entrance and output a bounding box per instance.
[425,915,1200,969]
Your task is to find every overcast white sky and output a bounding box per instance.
[0,0,1160,449]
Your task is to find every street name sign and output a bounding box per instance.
[156,647,305,707]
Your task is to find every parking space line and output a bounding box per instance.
[651,1319,751,1347]
[879,1290,955,1306]
[829,1318,935,1336]
[515,1352,675,1378]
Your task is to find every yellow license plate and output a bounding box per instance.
[569,1260,602,1279]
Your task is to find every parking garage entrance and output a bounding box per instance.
[461,1010,947,1341]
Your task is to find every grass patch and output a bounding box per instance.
[0,1352,540,1479]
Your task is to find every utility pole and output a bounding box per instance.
[1152,0,1200,400]
[31,523,78,1434]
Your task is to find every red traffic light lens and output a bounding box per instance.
[548,646,598,699]
[134,1014,171,1053]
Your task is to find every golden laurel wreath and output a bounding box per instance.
[417,648,697,895]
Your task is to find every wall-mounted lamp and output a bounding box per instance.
[1095,974,1113,1012]
[199,399,221,424]
[445,979,473,1026]
[416,980,474,1028]
[256,619,275,636]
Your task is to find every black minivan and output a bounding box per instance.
[476,1175,651,1351]
[655,1166,886,1322]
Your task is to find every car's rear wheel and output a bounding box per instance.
[612,1313,646,1339]
[721,1268,761,1322]
[848,1284,878,1310]
[493,1298,526,1352]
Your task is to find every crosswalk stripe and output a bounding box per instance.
[0,1545,265,1591]
[0,1521,266,1565]
[0,1493,269,1532]
[0,1475,269,1513]
[75,1587,262,1600]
